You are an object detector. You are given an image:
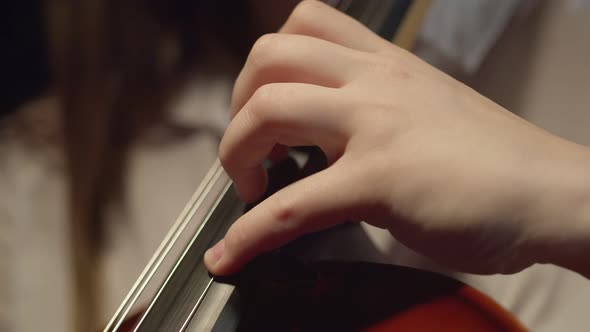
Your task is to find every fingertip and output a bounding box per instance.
[205,251,244,277]
[204,239,230,275]
[203,249,219,274]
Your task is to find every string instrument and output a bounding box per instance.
[104,1,529,331]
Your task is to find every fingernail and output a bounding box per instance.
[206,239,225,264]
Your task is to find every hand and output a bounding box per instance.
[205,1,590,276]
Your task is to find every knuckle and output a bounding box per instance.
[268,192,303,234]
[288,0,319,29]
[271,193,296,222]
[366,54,413,81]
[248,84,282,125]
[366,56,392,74]
[252,83,277,104]
[249,33,282,68]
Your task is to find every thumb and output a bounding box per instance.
[205,163,375,275]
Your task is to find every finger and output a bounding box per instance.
[279,0,392,53]
[220,83,350,202]
[205,162,374,275]
[231,33,360,116]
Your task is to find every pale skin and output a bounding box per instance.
[205,1,590,278]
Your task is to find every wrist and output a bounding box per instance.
[523,141,590,278]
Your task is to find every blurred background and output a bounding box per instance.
[1,0,589,331]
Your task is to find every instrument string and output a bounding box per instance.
[179,278,215,332]
[105,160,224,331]
[132,180,233,331]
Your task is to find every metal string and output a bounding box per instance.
[179,278,215,332]
[104,160,224,331]
[132,180,233,331]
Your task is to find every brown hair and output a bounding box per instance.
[45,1,259,330]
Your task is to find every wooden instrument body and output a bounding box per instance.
[210,257,527,332]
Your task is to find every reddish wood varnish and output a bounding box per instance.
[364,285,526,332]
